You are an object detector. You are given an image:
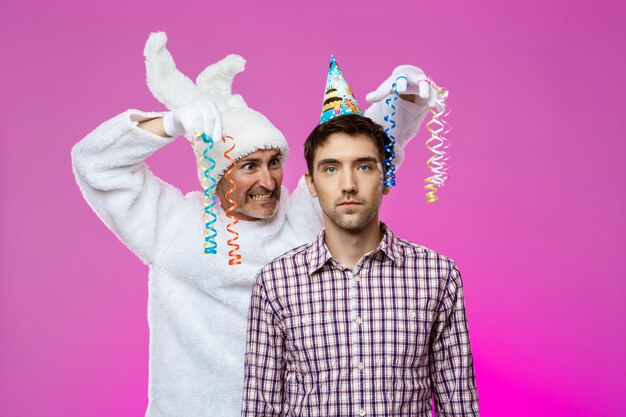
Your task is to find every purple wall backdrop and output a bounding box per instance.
[1,1,624,416]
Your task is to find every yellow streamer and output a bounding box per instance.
[424,84,450,203]
[424,177,439,203]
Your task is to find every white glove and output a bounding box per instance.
[162,99,223,141]
[365,65,440,108]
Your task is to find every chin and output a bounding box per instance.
[238,203,279,220]
[333,218,367,232]
[253,209,277,219]
[330,210,376,232]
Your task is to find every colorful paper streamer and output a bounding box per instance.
[194,132,218,254]
[222,136,242,266]
[382,76,406,186]
[424,82,451,203]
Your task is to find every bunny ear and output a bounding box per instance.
[144,31,201,110]
[196,54,248,109]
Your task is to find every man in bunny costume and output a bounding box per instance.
[72,32,441,417]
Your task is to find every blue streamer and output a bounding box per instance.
[200,133,218,254]
[383,76,405,186]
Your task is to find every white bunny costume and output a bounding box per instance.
[71,32,428,417]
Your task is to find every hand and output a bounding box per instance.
[365,65,440,108]
[162,99,223,141]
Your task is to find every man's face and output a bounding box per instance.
[216,149,283,221]
[305,133,389,233]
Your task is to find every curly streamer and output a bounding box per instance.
[222,136,242,266]
[195,133,218,254]
[382,76,406,187]
[424,82,451,203]
[424,177,439,204]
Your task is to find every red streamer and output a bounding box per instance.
[222,136,242,265]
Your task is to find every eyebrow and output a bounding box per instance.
[237,151,282,164]
[316,156,379,169]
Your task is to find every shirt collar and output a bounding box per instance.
[307,229,333,274]
[377,223,403,266]
[306,222,402,275]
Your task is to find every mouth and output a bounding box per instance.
[249,192,274,201]
[338,200,362,206]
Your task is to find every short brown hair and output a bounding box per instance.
[304,114,390,176]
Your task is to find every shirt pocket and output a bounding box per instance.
[382,308,434,369]
[286,313,344,374]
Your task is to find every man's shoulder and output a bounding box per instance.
[390,236,462,290]
[258,240,315,277]
[392,234,457,270]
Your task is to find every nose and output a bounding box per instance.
[341,170,357,194]
[257,167,276,191]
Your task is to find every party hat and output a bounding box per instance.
[320,55,363,123]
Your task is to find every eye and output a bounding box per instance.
[358,164,372,171]
[323,166,338,174]
[269,158,281,167]
[241,163,255,171]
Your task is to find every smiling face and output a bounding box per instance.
[216,148,283,221]
[305,132,389,233]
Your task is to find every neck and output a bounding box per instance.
[324,216,383,270]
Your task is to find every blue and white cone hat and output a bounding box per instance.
[320,55,364,123]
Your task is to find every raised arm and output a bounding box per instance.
[71,100,222,264]
[429,265,480,416]
[71,110,183,264]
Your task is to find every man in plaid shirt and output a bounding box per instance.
[242,114,479,416]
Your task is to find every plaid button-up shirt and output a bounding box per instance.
[242,224,479,417]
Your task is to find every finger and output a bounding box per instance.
[365,78,393,103]
[199,111,218,143]
[404,71,429,100]
[212,116,223,143]
[200,111,215,141]
[394,76,408,94]
[428,85,440,108]
[418,79,431,102]
[182,112,204,140]
[204,101,223,141]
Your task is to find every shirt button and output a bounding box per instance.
[356,361,365,370]
[359,408,366,416]
[301,317,308,324]
[354,316,363,325]
[353,275,360,283]
[409,311,416,319]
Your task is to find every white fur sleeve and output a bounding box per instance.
[71,110,186,265]
[286,176,323,238]
[364,98,429,169]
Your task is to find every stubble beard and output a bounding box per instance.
[218,181,281,220]
[234,187,281,220]
[235,200,279,220]
[327,203,377,233]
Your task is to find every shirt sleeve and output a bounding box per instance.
[429,265,480,416]
[71,110,188,265]
[241,274,286,417]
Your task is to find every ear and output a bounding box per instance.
[305,172,318,198]
[382,185,391,195]
[215,177,227,202]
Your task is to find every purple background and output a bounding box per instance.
[1,1,625,416]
